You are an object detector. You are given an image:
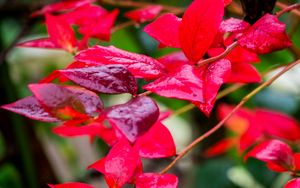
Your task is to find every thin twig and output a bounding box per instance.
[196,42,239,67]
[276,2,300,17]
[276,3,300,17]
[159,59,300,174]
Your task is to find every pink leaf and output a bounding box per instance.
[89,139,140,188]
[17,38,60,49]
[285,178,300,188]
[78,9,119,41]
[106,96,159,142]
[144,13,181,48]
[59,65,137,95]
[31,0,95,17]
[29,84,103,120]
[136,173,178,188]
[75,45,166,79]
[46,14,77,52]
[238,14,292,54]
[1,96,59,122]
[219,18,250,33]
[245,139,294,171]
[179,0,224,62]
[124,5,162,23]
[135,122,176,158]
[256,109,300,142]
[48,182,93,188]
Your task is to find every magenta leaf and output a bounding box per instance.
[238,14,292,54]
[285,178,300,188]
[106,96,159,142]
[124,5,162,23]
[59,65,137,95]
[135,122,176,158]
[144,13,181,48]
[136,173,178,188]
[78,9,119,41]
[89,139,140,188]
[31,0,95,17]
[219,18,250,33]
[29,83,103,120]
[245,139,295,171]
[46,14,77,52]
[17,38,60,49]
[1,96,59,122]
[48,182,94,188]
[75,45,166,79]
[179,0,224,62]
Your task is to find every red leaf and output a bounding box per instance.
[224,0,232,7]
[29,84,103,120]
[1,96,59,122]
[179,0,224,62]
[238,14,292,54]
[106,96,159,142]
[59,65,137,95]
[193,59,231,115]
[135,122,176,158]
[46,14,77,52]
[31,0,95,17]
[285,178,300,188]
[219,18,250,33]
[136,173,178,188]
[53,121,119,145]
[227,62,261,83]
[144,64,206,103]
[59,4,107,26]
[157,51,191,73]
[204,138,236,157]
[78,9,119,41]
[245,139,294,171]
[89,139,140,188]
[48,182,93,188]
[144,13,181,48]
[17,38,60,49]
[256,109,300,142]
[145,60,230,115]
[75,45,166,79]
[124,5,162,23]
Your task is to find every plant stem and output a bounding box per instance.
[276,3,300,17]
[100,0,185,14]
[159,59,300,174]
[196,42,239,67]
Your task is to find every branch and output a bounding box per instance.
[276,2,300,17]
[100,0,185,14]
[159,58,300,174]
[196,42,239,67]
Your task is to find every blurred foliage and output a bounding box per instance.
[0,0,300,188]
